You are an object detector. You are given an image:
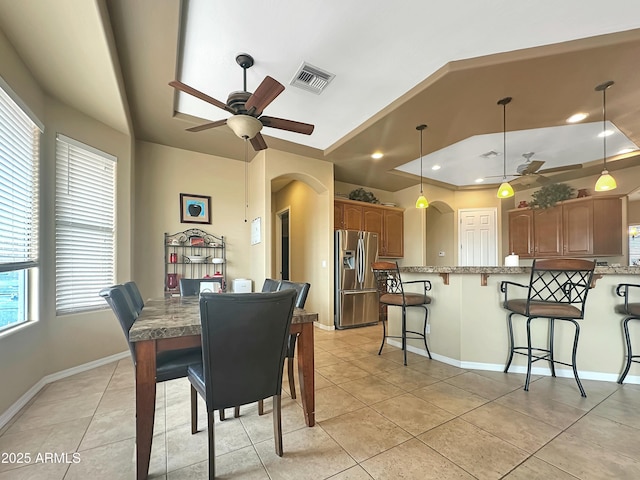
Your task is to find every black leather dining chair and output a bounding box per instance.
[262,278,281,292]
[124,280,144,314]
[188,290,296,479]
[179,278,221,296]
[277,280,311,399]
[501,258,595,397]
[99,285,202,382]
[371,261,432,366]
[615,283,640,384]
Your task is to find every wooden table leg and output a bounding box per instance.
[296,322,315,427]
[135,340,157,480]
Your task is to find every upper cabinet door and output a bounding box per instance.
[343,203,363,230]
[508,209,534,257]
[592,197,623,255]
[563,200,593,256]
[334,202,344,230]
[363,206,384,253]
[534,206,563,257]
[383,209,404,258]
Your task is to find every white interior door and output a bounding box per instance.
[459,208,498,266]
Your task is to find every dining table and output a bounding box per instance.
[128,295,317,480]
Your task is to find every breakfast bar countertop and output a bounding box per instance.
[400,265,640,275]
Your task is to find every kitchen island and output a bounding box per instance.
[392,265,640,385]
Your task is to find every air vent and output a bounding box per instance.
[290,62,335,94]
[480,150,501,159]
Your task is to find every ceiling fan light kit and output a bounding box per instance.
[595,80,617,192]
[226,114,262,139]
[496,96,514,199]
[169,53,314,152]
[415,124,429,209]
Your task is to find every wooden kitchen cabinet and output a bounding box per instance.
[534,205,563,257]
[563,200,593,256]
[335,199,404,257]
[382,209,404,257]
[334,200,363,230]
[507,195,623,259]
[508,209,534,257]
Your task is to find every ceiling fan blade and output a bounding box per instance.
[244,76,285,115]
[538,163,582,174]
[521,160,545,175]
[169,80,235,114]
[250,133,268,151]
[260,116,314,135]
[186,119,227,132]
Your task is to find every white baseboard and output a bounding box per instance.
[385,339,639,385]
[0,351,130,430]
[314,321,335,331]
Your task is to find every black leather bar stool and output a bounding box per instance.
[615,283,640,384]
[501,258,595,397]
[371,261,432,366]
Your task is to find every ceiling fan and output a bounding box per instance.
[169,53,314,151]
[490,152,583,187]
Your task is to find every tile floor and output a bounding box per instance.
[0,324,639,479]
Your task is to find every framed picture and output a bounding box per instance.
[180,193,211,224]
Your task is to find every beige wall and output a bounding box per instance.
[262,150,334,326]
[133,141,251,298]
[627,200,640,225]
[0,29,134,414]
[274,181,326,321]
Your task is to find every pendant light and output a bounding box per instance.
[594,81,617,192]
[415,124,429,209]
[496,97,514,199]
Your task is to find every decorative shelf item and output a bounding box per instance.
[164,228,226,295]
[529,183,574,209]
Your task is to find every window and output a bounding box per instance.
[630,225,640,266]
[55,135,116,315]
[0,80,41,332]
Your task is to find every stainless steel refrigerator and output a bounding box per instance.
[334,230,379,329]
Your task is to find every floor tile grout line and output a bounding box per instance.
[491,382,624,479]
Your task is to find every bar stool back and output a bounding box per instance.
[501,258,595,396]
[371,261,432,365]
[615,283,640,384]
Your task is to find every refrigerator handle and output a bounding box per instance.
[357,237,364,285]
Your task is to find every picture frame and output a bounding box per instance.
[180,193,211,224]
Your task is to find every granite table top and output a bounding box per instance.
[129,296,318,342]
[400,265,640,275]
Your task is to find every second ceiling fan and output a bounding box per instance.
[169,53,314,151]
[511,152,582,186]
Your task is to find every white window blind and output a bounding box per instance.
[0,84,40,272]
[55,134,116,315]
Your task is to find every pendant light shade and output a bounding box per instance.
[497,181,515,198]
[594,81,617,192]
[415,124,429,209]
[415,195,429,209]
[496,97,514,199]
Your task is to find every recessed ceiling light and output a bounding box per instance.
[371,152,383,159]
[566,112,588,123]
[598,130,614,138]
[432,165,441,171]
[475,178,484,183]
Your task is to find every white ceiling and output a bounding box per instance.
[395,121,638,186]
[175,0,640,185]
